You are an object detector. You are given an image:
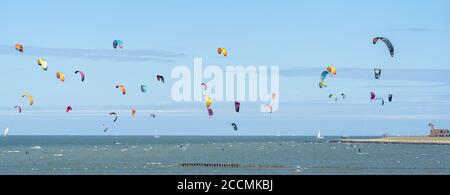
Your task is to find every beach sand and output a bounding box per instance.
[336,137,450,145]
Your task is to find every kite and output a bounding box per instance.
[141,85,147,93]
[370,92,376,101]
[15,44,24,53]
[231,123,238,131]
[217,48,228,57]
[75,71,85,82]
[234,101,240,113]
[110,112,118,122]
[113,40,124,49]
[375,98,385,106]
[374,68,381,79]
[56,72,65,82]
[373,37,394,57]
[37,58,48,71]
[207,108,214,118]
[157,75,165,83]
[201,83,208,91]
[22,93,34,106]
[206,95,212,108]
[116,84,126,95]
[131,109,136,117]
[14,105,22,113]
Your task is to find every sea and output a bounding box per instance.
[0,136,448,175]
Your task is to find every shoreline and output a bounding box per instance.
[332,136,450,145]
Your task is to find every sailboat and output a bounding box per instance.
[317,130,324,139]
[3,127,9,137]
[154,129,160,139]
[340,129,350,139]
[277,130,280,137]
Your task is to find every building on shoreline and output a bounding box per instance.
[428,123,449,137]
[429,129,449,137]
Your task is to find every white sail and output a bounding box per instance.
[3,127,9,137]
[317,130,324,139]
[154,129,160,139]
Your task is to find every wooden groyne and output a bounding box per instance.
[181,163,241,168]
[180,163,290,169]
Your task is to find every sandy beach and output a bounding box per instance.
[336,137,450,145]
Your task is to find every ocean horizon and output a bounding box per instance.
[1,136,448,175]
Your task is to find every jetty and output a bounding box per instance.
[332,137,450,145]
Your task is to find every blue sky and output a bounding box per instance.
[1,0,450,136]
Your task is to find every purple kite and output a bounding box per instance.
[75,71,85,82]
[207,108,213,118]
[234,101,240,113]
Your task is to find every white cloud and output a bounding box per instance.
[0,44,186,62]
